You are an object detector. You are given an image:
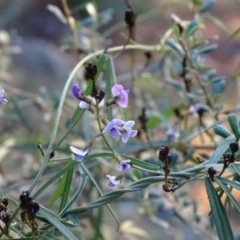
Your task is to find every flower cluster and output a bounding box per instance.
[71,80,136,187]
[0,89,7,105]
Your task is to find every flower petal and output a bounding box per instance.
[72,84,81,100]
[70,146,88,156]
[117,90,128,108]
[106,175,120,187]
[121,132,130,143]
[123,121,135,129]
[111,128,121,138]
[130,130,138,137]
[98,99,105,108]
[111,84,123,97]
[102,119,125,134]
[79,101,89,109]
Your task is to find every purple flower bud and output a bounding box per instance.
[166,129,180,141]
[70,146,88,162]
[0,90,7,105]
[106,175,120,187]
[72,84,82,100]
[79,96,105,109]
[118,160,131,172]
[189,104,200,118]
[111,84,129,108]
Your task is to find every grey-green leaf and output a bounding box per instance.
[205,178,234,240]
[228,114,240,140]
[39,206,78,240]
[214,124,231,138]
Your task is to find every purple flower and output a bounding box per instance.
[189,104,200,118]
[72,84,82,100]
[102,119,125,138]
[118,160,131,172]
[70,146,88,162]
[106,175,120,187]
[0,90,7,105]
[79,96,105,109]
[166,129,180,141]
[111,84,129,108]
[121,121,138,143]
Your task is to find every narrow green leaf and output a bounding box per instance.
[59,165,87,216]
[228,114,240,140]
[81,163,120,231]
[146,116,161,129]
[33,161,78,199]
[232,164,240,177]
[214,124,231,138]
[59,161,74,212]
[105,56,113,121]
[185,19,199,38]
[172,25,181,39]
[84,151,160,171]
[228,26,240,41]
[39,206,78,240]
[205,178,234,240]
[95,54,106,81]
[219,177,240,191]
[48,159,72,207]
[165,38,184,59]
[215,177,240,214]
[208,135,235,164]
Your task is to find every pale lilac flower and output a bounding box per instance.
[118,160,131,172]
[70,146,88,162]
[72,84,82,100]
[79,96,105,109]
[166,129,180,141]
[102,119,125,138]
[106,175,120,187]
[121,121,138,143]
[0,90,7,105]
[111,84,129,108]
[189,104,200,118]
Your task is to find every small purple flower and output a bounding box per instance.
[72,84,82,100]
[0,90,7,105]
[111,84,129,108]
[118,160,131,172]
[189,104,200,118]
[166,129,180,141]
[106,175,120,187]
[70,146,88,162]
[103,119,125,138]
[121,121,138,143]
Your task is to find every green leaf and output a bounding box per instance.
[59,165,87,216]
[228,114,240,140]
[215,177,240,214]
[39,206,78,240]
[146,116,161,129]
[232,164,240,177]
[172,25,181,39]
[214,124,232,138]
[185,18,199,38]
[33,161,78,199]
[48,159,72,207]
[208,135,235,164]
[59,160,74,212]
[228,26,240,41]
[84,151,160,172]
[205,178,234,240]
[220,176,240,191]
[105,56,114,121]
[95,54,107,81]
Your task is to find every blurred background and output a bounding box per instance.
[0,0,240,239]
